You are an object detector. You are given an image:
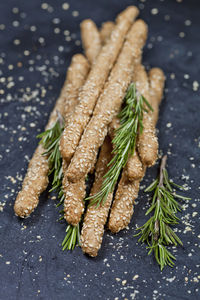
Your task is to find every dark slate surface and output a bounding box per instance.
[0,0,199,299]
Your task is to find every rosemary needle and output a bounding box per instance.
[86,82,153,207]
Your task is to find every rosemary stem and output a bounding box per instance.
[158,154,167,187]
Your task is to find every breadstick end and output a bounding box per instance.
[149,68,165,81]
[64,212,81,227]
[108,215,126,233]
[100,21,115,44]
[81,235,99,257]
[71,53,89,66]
[116,6,139,24]
[14,192,38,218]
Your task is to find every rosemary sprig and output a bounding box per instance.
[86,83,153,207]
[37,112,81,251]
[135,155,191,270]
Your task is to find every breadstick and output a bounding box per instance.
[63,21,104,225]
[108,67,165,233]
[14,54,89,218]
[137,65,158,167]
[100,21,115,44]
[63,54,90,120]
[108,170,141,233]
[60,6,139,163]
[80,19,101,64]
[66,20,148,183]
[148,68,165,126]
[61,55,90,225]
[81,136,113,257]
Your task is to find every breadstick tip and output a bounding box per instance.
[149,67,165,81]
[14,193,39,218]
[132,19,148,36]
[71,53,89,65]
[116,6,139,23]
[80,19,95,29]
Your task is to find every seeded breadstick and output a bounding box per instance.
[14,54,89,218]
[81,136,113,257]
[60,6,139,163]
[63,54,90,120]
[148,68,165,126]
[63,22,103,225]
[100,21,115,44]
[108,67,165,233]
[80,19,101,65]
[66,20,148,183]
[108,171,141,233]
[137,65,158,167]
[62,54,89,177]
[61,55,90,225]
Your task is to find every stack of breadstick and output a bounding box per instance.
[14,6,165,257]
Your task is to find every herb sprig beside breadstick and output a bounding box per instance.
[135,155,191,270]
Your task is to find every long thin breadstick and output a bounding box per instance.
[14,54,89,218]
[108,171,141,233]
[100,21,115,44]
[137,70,159,167]
[59,6,139,163]
[108,67,165,233]
[61,55,90,225]
[66,20,148,183]
[80,23,115,254]
[80,19,101,64]
[62,20,111,225]
[63,54,90,121]
[148,68,165,126]
[81,136,113,257]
